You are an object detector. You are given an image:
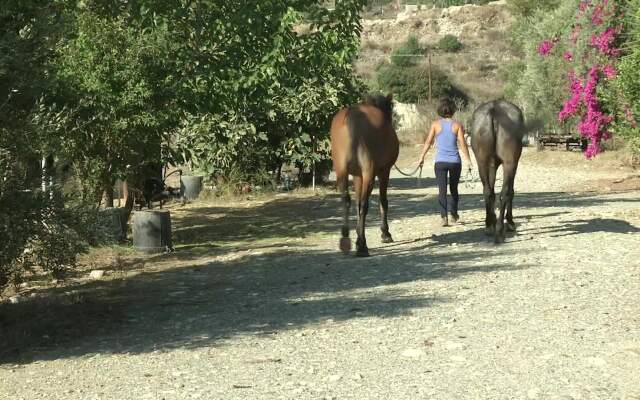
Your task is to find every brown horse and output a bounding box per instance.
[470,100,524,243]
[330,93,399,257]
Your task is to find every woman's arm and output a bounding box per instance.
[417,122,437,166]
[455,123,473,167]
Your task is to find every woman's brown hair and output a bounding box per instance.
[437,98,456,118]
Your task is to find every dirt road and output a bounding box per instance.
[1,148,640,400]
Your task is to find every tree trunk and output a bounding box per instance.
[120,180,134,240]
[104,184,114,208]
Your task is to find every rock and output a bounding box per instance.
[586,356,606,367]
[401,348,424,358]
[354,373,364,380]
[328,374,342,382]
[445,341,464,350]
[527,388,540,399]
[9,296,21,304]
[89,270,105,279]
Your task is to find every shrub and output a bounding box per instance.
[0,191,88,292]
[438,34,463,53]
[377,63,467,104]
[391,36,425,67]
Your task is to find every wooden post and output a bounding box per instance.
[428,52,433,103]
[311,134,316,192]
[41,156,47,194]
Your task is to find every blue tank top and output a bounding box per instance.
[435,119,461,164]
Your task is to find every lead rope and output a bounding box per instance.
[392,164,422,177]
[462,168,503,189]
[392,164,423,188]
[463,167,477,189]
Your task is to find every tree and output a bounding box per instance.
[536,0,628,157]
[607,0,640,158]
[504,1,576,127]
[52,7,176,204]
[170,0,367,181]
[391,36,424,67]
[377,63,464,104]
[1,0,86,291]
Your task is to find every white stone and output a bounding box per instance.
[89,270,105,279]
[586,356,606,367]
[401,348,424,358]
[527,388,540,399]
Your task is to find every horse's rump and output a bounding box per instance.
[333,102,397,175]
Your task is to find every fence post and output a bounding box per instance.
[428,52,432,103]
[312,134,316,192]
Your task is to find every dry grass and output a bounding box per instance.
[358,2,517,103]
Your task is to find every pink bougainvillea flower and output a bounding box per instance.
[602,64,616,78]
[591,27,620,56]
[556,0,620,158]
[538,40,555,56]
[558,72,583,121]
[584,142,600,158]
[579,0,591,12]
[591,4,604,25]
[624,106,637,127]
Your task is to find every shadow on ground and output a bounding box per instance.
[170,178,640,253]
[1,238,525,365]
[1,183,638,365]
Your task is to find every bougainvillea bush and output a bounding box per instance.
[538,0,634,158]
[609,0,640,158]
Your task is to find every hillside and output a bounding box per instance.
[356,1,516,140]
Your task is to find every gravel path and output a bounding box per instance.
[2,149,640,400]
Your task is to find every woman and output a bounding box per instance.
[417,98,472,226]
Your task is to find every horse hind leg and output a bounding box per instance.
[378,168,393,243]
[337,175,352,253]
[496,163,517,243]
[505,162,520,232]
[506,192,516,232]
[355,174,374,257]
[477,158,497,236]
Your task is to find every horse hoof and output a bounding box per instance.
[494,235,505,244]
[356,247,370,257]
[506,221,516,232]
[381,234,394,243]
[339,237,352,253]
[484,226,495,236]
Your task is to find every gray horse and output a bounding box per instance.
[470,100,525,243]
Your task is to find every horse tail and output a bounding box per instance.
[345,107,357,138]
[489,107,499,152]
[345,106,360,155]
